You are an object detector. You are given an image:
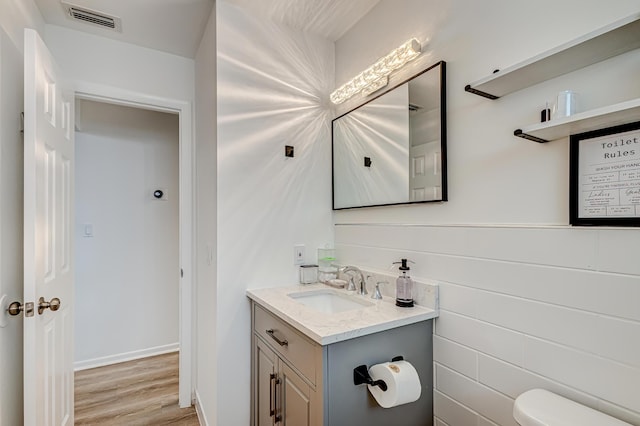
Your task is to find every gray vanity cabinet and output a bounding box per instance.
[252,304,323,426]
[323,320,433,426]
[251,302,434,426]
[255,338,279,426]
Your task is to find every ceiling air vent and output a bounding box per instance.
[62,2,122,32]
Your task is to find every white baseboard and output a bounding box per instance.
[74,343,179,371]
[195,390,209,426]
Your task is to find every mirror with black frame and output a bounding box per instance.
[332,61,447,210]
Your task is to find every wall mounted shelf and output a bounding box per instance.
[465,13,640,99]
[514,98,640,143]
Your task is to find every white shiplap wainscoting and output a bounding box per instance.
[335,224,640,426]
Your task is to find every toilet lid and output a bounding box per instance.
[513,389,631,426]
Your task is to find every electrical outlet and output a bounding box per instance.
[294,245,305,265]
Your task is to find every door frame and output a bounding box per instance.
[73,81,195,408]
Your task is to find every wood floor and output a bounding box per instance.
[75,352,199,425]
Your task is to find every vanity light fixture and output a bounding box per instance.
[330,38,422,105]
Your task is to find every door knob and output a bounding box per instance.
[6,301,35,317]
[8,301,24,316]
[37,297,61,315]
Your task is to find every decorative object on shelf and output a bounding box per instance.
[540,104,551,123]
[569,121,640,226]
[553,90,578,119]
[514,98,640,143]
[330,38,422,105]
[464,13,640,99]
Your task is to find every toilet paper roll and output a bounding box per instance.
[367,360,422,408]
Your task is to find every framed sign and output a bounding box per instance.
[570,121,640,226]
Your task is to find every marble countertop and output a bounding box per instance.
[246,283,438,345]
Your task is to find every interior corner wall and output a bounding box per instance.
[0,0,45,54]
[194,5,217,425]
[0,1,44,424]
[74,100,179,367]
[334,1,640,425]
[216,3,335,425]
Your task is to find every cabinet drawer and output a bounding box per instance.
[254,304,318,385]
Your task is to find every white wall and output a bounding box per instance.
[334,1,640,425]
[0,1,44,424]
[194,6,217,425]
[0,0,44,54]
[74,100,179,368]
[216,3,335,425]
[44,25,195,104]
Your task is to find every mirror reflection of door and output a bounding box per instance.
[332,61,446,210]
[409,95,442,201]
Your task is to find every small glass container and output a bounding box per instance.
[299,264,318,284]
[318,248,338,282]
[553,90,578,119]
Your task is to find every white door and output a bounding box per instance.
[23,28,74,426]
[409,141,441,201]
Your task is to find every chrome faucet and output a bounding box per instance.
[341,266,368,296]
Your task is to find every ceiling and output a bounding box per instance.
[34,0,380,58]
[35,0,215,58]
[222,0,381,42]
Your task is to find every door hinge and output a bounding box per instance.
[181,268,184,278]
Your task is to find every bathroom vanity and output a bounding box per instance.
[248,284,438,426]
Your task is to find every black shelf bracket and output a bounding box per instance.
[514,129,549,143]
[464,85,499,100]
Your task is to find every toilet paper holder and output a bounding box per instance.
[353,356,404,391]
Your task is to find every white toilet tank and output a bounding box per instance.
[513,389,632,426]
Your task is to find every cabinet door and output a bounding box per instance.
[281,363,312,426]
[256,338,278,426]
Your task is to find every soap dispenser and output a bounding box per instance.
[393,259,414,307]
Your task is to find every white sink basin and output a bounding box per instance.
[288,290,373,314]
